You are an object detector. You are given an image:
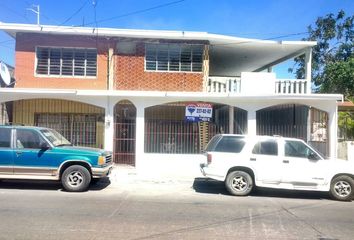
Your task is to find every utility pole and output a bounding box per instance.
[27,5,40,25]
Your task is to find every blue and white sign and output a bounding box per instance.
[185,103,213,122]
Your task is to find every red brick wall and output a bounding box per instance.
[14,33,206,92]
[115,42,205,92]
[14,33,110,89]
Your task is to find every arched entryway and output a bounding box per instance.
[256,104,329,157]
[3,99,105,148]
[144,102,247,154]
[114,100,136,166]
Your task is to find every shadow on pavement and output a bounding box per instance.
[193,177,331,200]
[0,177,111,192]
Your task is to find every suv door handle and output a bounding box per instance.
[16,151,23,157]
[283,160,289,164]
[250,158,256,161]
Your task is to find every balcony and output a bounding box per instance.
[206,77,241,93]
[207,72,310,95]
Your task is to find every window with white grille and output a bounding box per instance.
[145,44,203,72]
[36,47,97,77]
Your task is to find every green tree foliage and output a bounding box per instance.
[321,57,354,96]
[291,10,353,97]
[338,111,354,140]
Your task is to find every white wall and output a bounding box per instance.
[0,90,341,178]
[241,72,276,95]
[348,141,354,161]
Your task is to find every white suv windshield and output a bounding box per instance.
[40,129,71,147]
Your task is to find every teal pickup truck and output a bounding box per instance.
[0,125,113,192]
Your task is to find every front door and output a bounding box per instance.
[0,127,13,174]
[281,140,326,188]
[14,128,54,176]
[114,101,136,166]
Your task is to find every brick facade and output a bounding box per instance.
[14,33,207,92]
[14,33,110,90]
[114,42,205,92]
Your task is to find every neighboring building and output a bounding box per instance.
[0,23,342,177]
[0,61,14,124]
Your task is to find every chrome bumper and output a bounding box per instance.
[92,164,113,178]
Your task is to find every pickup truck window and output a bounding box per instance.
[0,128,11,148]
[213,136,246,153]
[16,129,43,149]
[252,140,278,156]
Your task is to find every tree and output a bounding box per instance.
[338,110,354,140]
[321,57,354,96]
[291,10,354,97]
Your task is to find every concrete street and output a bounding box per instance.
[0,168,353,240]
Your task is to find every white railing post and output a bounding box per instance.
[207,77,241,93]
[275,79,309,95]
[290,81,294,94]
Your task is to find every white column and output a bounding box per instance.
[247,109,257,136]
[328,105,338,159]
[305,48,312,94]
[306,107,312,142]
[108,48,115,90]
[229,106,234,133]
[135,103,145,169]
[104,98,114,152]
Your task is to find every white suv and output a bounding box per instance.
[200,134,354,201]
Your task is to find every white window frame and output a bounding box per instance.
[34,46,98,79]
[144,43,204,73]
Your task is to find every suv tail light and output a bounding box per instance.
[207,153,212,164]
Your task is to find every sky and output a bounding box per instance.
[0,0,353,78]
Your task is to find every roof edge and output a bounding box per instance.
[0,22,316,47]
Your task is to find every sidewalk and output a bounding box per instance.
[109,164,199,184]
[104,164,201,196]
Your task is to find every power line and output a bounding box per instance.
[10,0,187,41]
[0,39,14,44]
[0,2,30,23]
[41,13,61,25]
[0,44,13,50]
[80,0,186,26]
[265,32,309,40]
[210,31,310,47]
[59,0,91,26]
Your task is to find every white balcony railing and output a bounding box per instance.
[275,80,308,94]
[207,77,241,93]
[207,74,309,95]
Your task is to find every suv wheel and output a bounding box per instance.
[61,165,91,192]
[330,175,354,201]
[225,171,253,196]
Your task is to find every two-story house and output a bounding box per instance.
[0,23,342,177]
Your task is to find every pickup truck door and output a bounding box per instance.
[13,128,56,176]
[0,128,13,174]
[281,140,327,188]
[250,139,282,184]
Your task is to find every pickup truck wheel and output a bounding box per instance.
[61,165,91,192]
[330,175,354,201]
[225,171,253,196]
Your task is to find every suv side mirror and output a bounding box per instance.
[308,152,319,161]
[40,142,51,150]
